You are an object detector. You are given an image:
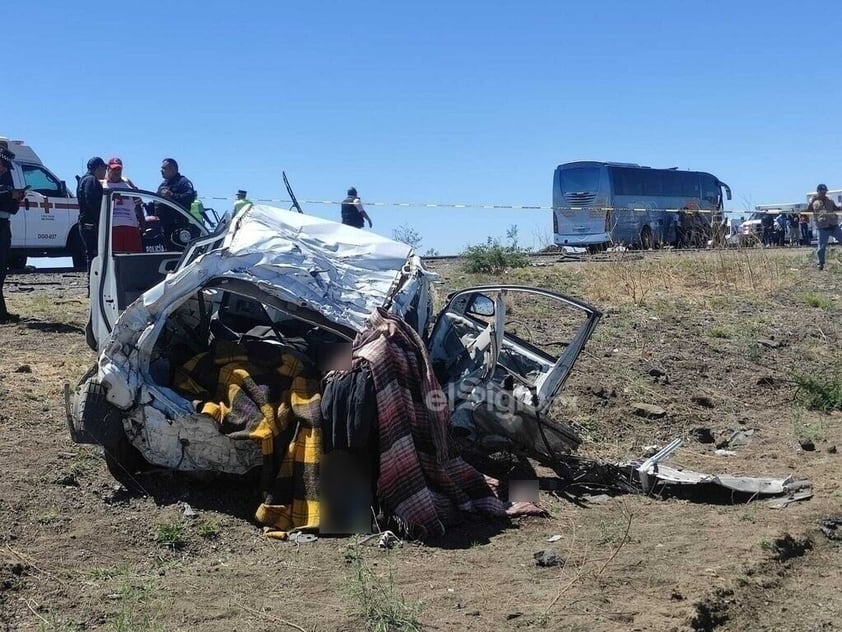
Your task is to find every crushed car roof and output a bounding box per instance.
[156,204,424,333]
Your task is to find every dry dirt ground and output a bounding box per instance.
[1,247,842,632]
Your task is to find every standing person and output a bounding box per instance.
[788,213,800,246]
[157,158,196,211]
[760,211,775,248]
[799,213,811,246]
[0,148,25,323]
[76,157,107,272]
[234,189,252,213]
[340,187,373,229]
[808,183,842,270]
[102,158,143,253]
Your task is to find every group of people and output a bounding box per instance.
[76,156,198,267]
[760,211,812,248]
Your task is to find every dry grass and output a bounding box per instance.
[584,249,801,307]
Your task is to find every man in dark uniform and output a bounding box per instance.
[0,148,25,323]
[76,156,107,272]
[342,187,371,228]
[340,187,373,229]
[157,158,196,211]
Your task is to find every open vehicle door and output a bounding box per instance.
[88,190,210,351]
[427,285,601,466]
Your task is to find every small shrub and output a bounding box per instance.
[793,366,842,411]
[154,522,185,550]
[709,327,732,339]
[803,293,834,310]
[462,225,531,274]
[197,520,220,540]
[392,224,423,250]
[345,544,423,632]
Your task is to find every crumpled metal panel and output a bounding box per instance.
[95,205,434,412]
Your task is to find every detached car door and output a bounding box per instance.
[89,190,209,351]
[427,285,601,463]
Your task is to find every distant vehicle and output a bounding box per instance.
[1,137,81,270]
[739,204,806,245]
[552,161,732,249]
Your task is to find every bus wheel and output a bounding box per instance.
[640,226,654,250]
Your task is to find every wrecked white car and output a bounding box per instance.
[66,201,602,534]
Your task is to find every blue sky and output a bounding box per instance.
[7,1,841,254]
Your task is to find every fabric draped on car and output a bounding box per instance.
[353,307,508,539]
[174,338,322,538]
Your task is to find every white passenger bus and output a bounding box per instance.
[553,161,731,249]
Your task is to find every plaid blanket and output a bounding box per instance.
[354,308,506,538]
[174,338,322,537]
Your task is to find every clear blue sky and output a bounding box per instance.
[7,0,841,254]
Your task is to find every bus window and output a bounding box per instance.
[641,170,662,196]
[700,174,719,207]
[680,172,700,198]
[610,168,643,196]
[559,167,600,194]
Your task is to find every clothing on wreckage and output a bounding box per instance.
[320,366,376,452]
[174,338,323,537]
[171,309,532,539]
[354,307,508,538]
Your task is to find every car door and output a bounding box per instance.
[427,285,601,463]
[428,285,600,411]
[89,189,210,351]
[19,163,69,252]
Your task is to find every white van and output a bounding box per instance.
[1,138,83,270]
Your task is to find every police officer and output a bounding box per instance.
[157,158,196,211]
[234,189,252,213]
[0,148,25,323]
[76,156,107,272]
[340,187,373,229]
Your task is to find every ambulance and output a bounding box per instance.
[1,138,83,270]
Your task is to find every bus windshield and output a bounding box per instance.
[559,167,600,194]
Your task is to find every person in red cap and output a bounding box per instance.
[102,157,143,253]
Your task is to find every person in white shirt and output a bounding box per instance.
[102,157,143,253]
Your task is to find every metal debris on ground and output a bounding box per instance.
[288,532,318,544]
[819,517,842,541]
[617,438,813,505]
[718,429,755,449]
[378,530,401,549]
[533,550,563,567]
